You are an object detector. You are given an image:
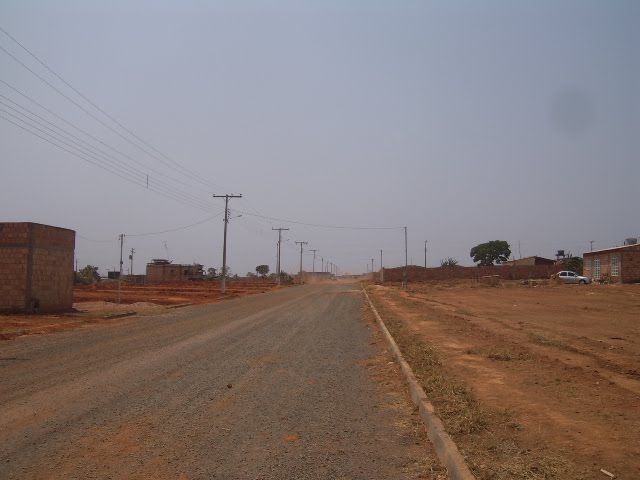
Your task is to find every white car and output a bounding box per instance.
[552,271,592,284]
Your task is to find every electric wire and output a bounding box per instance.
[230,209,403,230]
[0,27,224,192]
[0,106,212,212]
[126,213,224,237]
[0,112,216,214]
[0,100,217,212]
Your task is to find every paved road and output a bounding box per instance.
[0,283,433,479]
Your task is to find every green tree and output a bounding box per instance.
[77,265,100,284]
[206,267,217,279]
[256,264,270,277]
[440,257,459,267]
[470,240,511,266]
[567,256,583,275]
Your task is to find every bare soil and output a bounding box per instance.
[0,280,280,341]
[367,281,640,480]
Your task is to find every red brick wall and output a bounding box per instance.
[0,223,29,311]
[377,264,564,283]
[621,246,640,283]
[0,223,75,312]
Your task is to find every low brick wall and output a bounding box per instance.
[378,264,564,283]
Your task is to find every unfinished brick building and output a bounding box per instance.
[0,222,76,312]
[146,259,204,283]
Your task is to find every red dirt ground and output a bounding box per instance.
[369,281,640,479]
[0,280,280,341]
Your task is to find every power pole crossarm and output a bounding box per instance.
[213,193,242,294]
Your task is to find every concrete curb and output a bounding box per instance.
[102,311,136,320]
[363,287,476,480]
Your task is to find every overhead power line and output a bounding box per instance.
[127,213,224,237]
[232,209,403,230]
[0,30,221,192]
[0,100,215,212]
[0,111,216,213]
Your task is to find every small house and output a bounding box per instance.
[583,244,640,283]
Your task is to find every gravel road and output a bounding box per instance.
[0,283,438,479]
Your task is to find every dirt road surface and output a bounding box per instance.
[0,283,443,479]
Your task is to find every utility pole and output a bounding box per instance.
[403,226,408,288]
[321,257,324,273]
[590,240,594,252]
[424,240,428,268]
[309,249,318,273]
[371,258,374,275]
[213,193,242,294]
[272,227,289,286]
[129,248,135,276]
[380,249,384,283]
[118,234,124,304]
[295,241,308,282]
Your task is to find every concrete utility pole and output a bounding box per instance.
[403,226,408,288]
[118,234,124,304]
[380,249,384,283]
[272,227,289,286]
[590,240,594,251]
[213,193,242,294]
[295,241,308,282]
[129,248,135,276]
[321,257,324,273]
[424,240,428,268]
[309,249,318,273]
[371,258,374,275]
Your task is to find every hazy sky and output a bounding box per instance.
[1,0,638,276]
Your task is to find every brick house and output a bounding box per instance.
[502,256,556,267]
[146,259,204,283]
[583,244,640,284]
[0,222,75,312]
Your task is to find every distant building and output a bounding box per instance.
[145,259,204,283]
[502,256,556,267]
[583,244,640,283]
[0,222,75,312]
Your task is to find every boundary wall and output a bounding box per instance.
[378,264,564,283]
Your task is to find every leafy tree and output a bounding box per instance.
[246,272,257,278]
[206,267,217,279]
[567,256,583,275]
[77,265,100,284]
[440,257,459,267]
[470,240,511,266]
[256,264,270,277]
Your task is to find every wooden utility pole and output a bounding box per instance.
[295,241,308,282]
[213,193,242,294]
[272,227,289,285]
